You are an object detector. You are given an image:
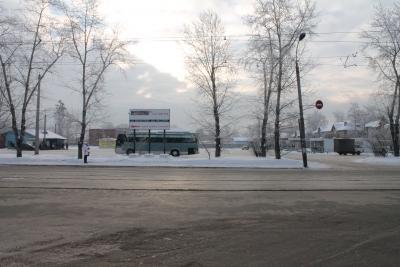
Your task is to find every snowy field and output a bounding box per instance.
[0,146,399,169]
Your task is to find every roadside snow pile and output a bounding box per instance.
[357,155,400,166]
[0,153,327,169]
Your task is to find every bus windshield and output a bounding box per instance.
[115,129,198,157]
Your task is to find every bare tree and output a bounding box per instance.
[0,0,66,157]
[306,110,328,134]
[364,126,392,157]
[54,0,135,158]
[333,110,346,122]
[241,26,278,157]
[0,3,11,131]
[244,0,318,159]
[359,2,400,156]
[180,9,240,157]
[363,101,384,125]
[347,102,365,133]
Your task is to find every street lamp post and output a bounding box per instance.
[295,32,308,168]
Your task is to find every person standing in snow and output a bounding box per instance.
[83,142,90,163]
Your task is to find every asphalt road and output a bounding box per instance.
[0,154,399,266]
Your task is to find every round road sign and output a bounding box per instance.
[316,100,323,109]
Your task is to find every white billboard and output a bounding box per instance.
[129,109,170,130]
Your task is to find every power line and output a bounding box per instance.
[316,68,374,84]
[2,31,398,45]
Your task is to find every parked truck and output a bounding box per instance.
[334,138,364,155]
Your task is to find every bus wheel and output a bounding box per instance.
[126,148,133,155]
[357,151,361,155]
[171,149,180,157]
[352,152,355,155]
[343,152,347,155]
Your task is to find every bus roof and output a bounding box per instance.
[120,127,192,135]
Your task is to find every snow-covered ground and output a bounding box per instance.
[0,147,398,168]
[356,154,400,166]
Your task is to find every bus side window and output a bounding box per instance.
[116,134,127,145]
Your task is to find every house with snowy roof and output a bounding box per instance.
[364,117,390,137]
[1,129,67,149]
[312,122,363,139]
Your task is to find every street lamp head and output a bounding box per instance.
[299,32,306,41]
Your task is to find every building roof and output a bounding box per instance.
[233,137,250,142]
[280,132,294,139]
[320,124,334,133]
[291,130,300,138]
[365,120,380,128]
[25,129,67,140]
[312,121,363,134]
[335,123,362,131]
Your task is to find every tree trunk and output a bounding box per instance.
[261,119,267,157]
[211,67,221,158]
[274,55,283,160]
[215,120,221,157]
[78,119,86,159]
[274,120,280,159]
[395,82,400,157]
[78,135,84,159]
[274,85,281,160]
[261,61,273,157]
[16,138,22,158]
[394,124,399,157]
[389,81,399,157]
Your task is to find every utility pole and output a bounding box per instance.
[35,74,41,155]
[295,33,308,168]
[43,112,47,149]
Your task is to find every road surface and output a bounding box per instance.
[0,153,399,266]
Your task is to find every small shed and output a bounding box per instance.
[99,138,116,149]
[4,129,67,149]
[309,138,334,153]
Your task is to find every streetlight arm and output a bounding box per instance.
[295,32,306,63]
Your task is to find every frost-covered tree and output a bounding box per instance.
[333,110,346,123]
[54,0,136,159]
[347,102,364,127]
[0,0,66,157]
[359,2,400,156]
[241,25,277,157]
[306,110,328,133]
[244,0,319,159]
[180,9,240,157]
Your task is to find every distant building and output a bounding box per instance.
[1,129,67,149]
[98,138,116,149]
[88,129,120,146]
[233,137,250,147]
[312,122,362,138]
[287,130,301,150]
[365,117,390,137]
[309,138,334,153]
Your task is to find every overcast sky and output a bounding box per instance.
[4,0,398,132]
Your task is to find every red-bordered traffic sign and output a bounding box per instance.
[316,100,323,109]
